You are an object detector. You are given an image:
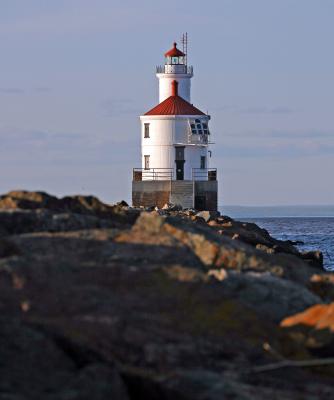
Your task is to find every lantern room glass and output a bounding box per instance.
[166,56,185,65]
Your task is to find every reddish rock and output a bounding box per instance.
[281,303,334,357]
[281,303,334,332]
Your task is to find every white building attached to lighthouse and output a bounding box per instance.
[132,41,218,211]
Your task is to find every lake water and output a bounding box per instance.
[240,217,334,271]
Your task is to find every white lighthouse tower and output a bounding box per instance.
[132,40,218,211]
[156,42,193,103]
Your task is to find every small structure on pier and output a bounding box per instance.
[132,38,218,210]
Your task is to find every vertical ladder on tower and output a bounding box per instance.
[181,32,188,65]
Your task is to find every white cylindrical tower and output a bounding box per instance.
[156,42,193,102]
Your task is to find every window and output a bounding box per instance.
[144,123,150,138]
[202,123,208,134]
[189,119,210,136]
[144,155,150,170]
[200,156,206,169]
[175,146,185,161]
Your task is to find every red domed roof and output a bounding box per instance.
[164,42,185,57]
[144,80,205,116]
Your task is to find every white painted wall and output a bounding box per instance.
[156,73,192,102]
[140,116,210,180]
[164,64,187,74]
[185,146,209,180]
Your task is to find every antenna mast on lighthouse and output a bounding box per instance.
[181,32,188,65]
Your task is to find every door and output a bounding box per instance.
[176,160,185,180]
[200,156,206,169]
[175,146,185,181]
[195,195,206,210]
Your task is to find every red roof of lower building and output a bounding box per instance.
[144,80,206,116]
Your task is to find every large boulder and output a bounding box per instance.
[195,210,220,223]
[0,190,139,223]
[0,210,117,234]
[0,190,59,210]
[213,270,320,322]
[118,212,321,285]
[0,190,331,398]
[0,191,140,234]
[207,216,324,268]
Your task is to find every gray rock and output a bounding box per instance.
[0,238,20,258]
[52,364,130,400]
[217,271,321,322]
[301,250,324,268]
[162,202,183,211]
[115,200,129,207]
[195,210,220,222]
[0,190,331,399]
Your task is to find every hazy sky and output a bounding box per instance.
[1,0,333,205]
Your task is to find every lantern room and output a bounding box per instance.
[164,42,185,65]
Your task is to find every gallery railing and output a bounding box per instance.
[192,168,217,181]
[133,168,217,181]
[156,65,193,74]
[133,168,173,181]
[189,134,209,145]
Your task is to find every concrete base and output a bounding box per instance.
[132,180,218,211]
[194,181,218,211]
[132,181,171,209]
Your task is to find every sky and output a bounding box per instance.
[0,0,333,206]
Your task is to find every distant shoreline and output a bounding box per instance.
[220,205,334,218]
[240,216,334,218]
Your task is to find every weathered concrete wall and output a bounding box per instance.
[194,181,218,211]
[170,181,194,209]
[133,180,218,211]
[132,181,171,208]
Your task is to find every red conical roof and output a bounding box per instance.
[164,42,185,57]
[144,80,205,116]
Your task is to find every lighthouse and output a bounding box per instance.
[132,40,218,211]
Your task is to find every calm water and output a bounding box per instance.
[241,217,334,271]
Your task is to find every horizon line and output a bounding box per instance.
[221,204,334,208]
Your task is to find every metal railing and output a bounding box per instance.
[187,125,213,145]
[156,65,193,75]
[189,134,209,145]
[133,168,217,182]
[174,136,213,146]
[192,168,217,181]
[133,168,173,181]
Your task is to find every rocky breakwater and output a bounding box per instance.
[0,190,333,399]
